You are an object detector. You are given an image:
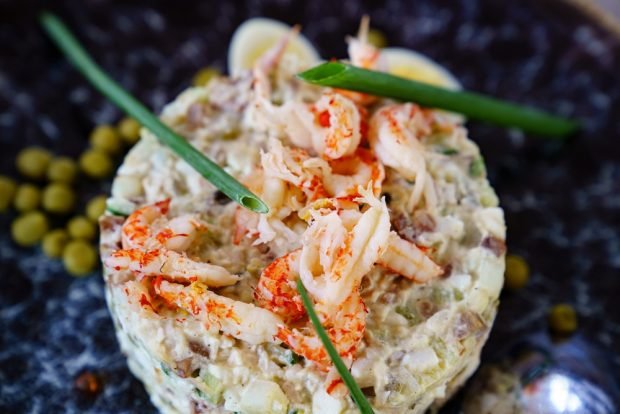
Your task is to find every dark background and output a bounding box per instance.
[1,0,619,412]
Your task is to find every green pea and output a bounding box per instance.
[192,67,220,87]
[47,157,78,184]
[367,28,388,49]
[11,211,49,246]
[0,175,17,212]
[42,183,76,214]
[480,186,499,207]
[67,216,96,241]
[16,147,52,180]
[79,149,113,179]
[14,184,41,212]
[63,240,98,276]
[117,117,141,145]
[86,195,107,222]
[90,125,123,155]
[42,229,69,258]
[504,254,530,290]
[221,127,240,141]
[548,303,577,335]
[469,156,486,178]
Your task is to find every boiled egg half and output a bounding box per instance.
[228,18,320,76]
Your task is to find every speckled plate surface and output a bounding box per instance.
[1,0,619,412]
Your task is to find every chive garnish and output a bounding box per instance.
[298,62,579,138]
[39,12,268,214]
[296,279,374,414]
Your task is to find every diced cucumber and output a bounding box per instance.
[469,156,486,178]
[432,287,451,306]
[312,387,344,414]
[197,371,224,404]
[395,305,420,325]
[239,379,289,414]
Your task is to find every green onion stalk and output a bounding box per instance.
[298,62,578,137]
[39,12,268,213]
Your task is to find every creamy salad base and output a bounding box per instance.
[100,23,506,414]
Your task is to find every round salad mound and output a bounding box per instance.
[100,20,505,414]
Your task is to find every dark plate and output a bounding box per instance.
[0,0,619,412]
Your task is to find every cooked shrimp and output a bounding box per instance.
[121,199,202,251]
[233,141,326,247]
[309,93,362,159]
[122,279,160,316]
[253,25,301,100]
[121,199,170,249]
[281,92,363,160]
[107,248,238,287]
[232,205,260,245]
[339,16,385,105]
[276,291,367,371]
[253,188,387,372]
[254,249,305,323]
[234,165,305,248]
[249,27,305,133]
[264,139,383,201]
[299,186,390,309]
[368,103,437,211]
[156,280,282,345]
[324,148,385,197]
[297,196,359,223]
[347,16,382,70]
[233,187,300,248]
[105,200,239,287]
[261,138,329,202]
[377,232,443,282]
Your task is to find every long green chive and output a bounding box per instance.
[296,279,374,414]
[39,12,268,214]
[298,62,578,138]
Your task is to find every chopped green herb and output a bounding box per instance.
[440,147,459,156]
[106,208,128,217]
[194,388,208,400]
[105,197,135,216]
[160,362,172,377]
[286,350,300,365]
